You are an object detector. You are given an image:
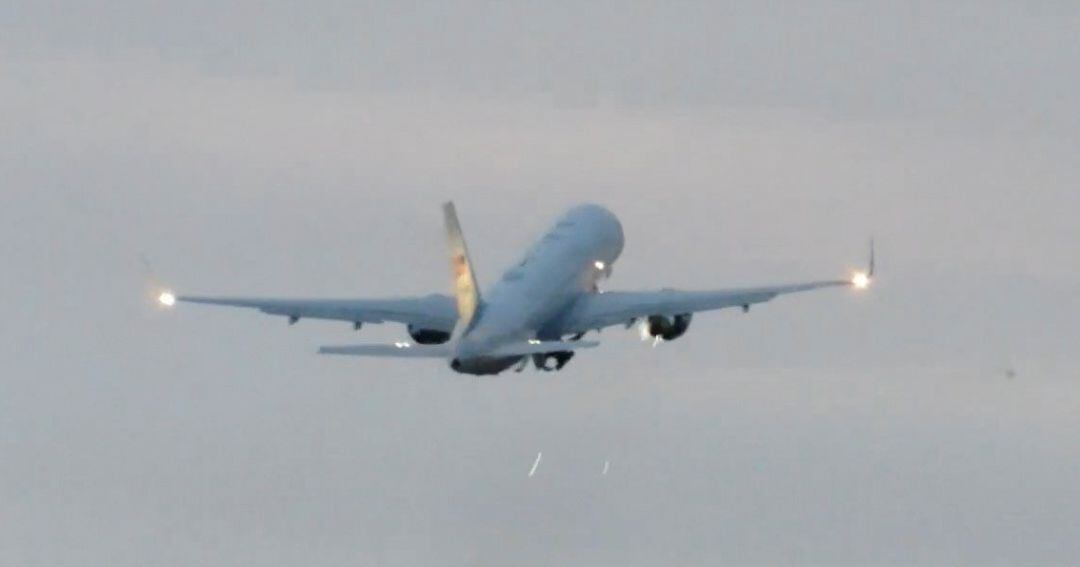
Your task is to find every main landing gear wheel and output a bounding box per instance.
[532,351,574,371]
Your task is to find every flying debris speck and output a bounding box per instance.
[602,460,610,475]
[528,452,542,477]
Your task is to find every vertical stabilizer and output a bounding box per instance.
[442,202,482,328]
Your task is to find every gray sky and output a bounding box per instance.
[3,2,1080,565]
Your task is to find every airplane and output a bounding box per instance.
[158,203,873,375]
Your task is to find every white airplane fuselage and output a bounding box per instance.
[451,204,624,374]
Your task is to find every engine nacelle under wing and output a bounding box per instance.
[407,325,452,345]
[646,313,693,341]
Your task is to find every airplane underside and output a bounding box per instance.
[450,356,523,376]
[449,350,576,376]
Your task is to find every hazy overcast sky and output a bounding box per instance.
[3,3,1080,566]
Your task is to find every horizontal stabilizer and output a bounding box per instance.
[318,340,599,359]
[488,340,600,357]
[318,343,451,358]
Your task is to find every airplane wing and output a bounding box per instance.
[557,280,856,335]
[561,241,874,335]
[175,293,458,331]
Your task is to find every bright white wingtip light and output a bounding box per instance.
[851,272,871,290]
[158,291,177,307]
[594,260,606,271]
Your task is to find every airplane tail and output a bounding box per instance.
[442,202,482,331]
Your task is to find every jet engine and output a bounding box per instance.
[407,325,452,345]
[644,313,693,341]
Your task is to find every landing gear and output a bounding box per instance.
[532,351,574,371]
